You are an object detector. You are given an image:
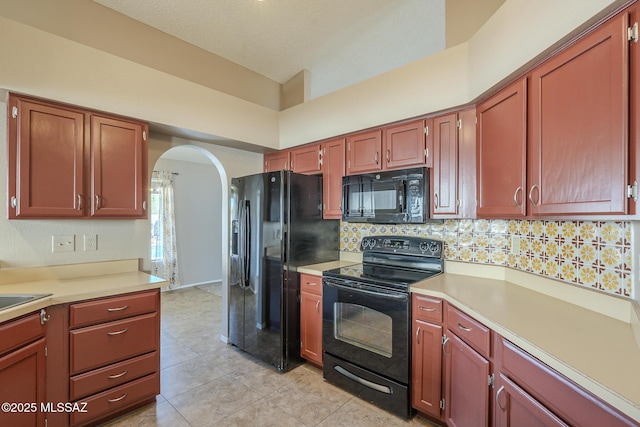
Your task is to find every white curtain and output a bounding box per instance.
[152,171,181,289]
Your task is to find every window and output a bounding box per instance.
[150,177,163,261]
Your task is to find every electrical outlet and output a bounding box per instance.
[84,234,97,251]
[52,235,75,253]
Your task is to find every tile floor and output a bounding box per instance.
[102,285,437,427]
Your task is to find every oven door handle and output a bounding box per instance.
[323,281,408,300]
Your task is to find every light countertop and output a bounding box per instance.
[0,259,165,323]
[411,270,640,423]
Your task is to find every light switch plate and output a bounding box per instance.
[52,235,75,253]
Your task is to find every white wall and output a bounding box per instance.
[153,156,222,287]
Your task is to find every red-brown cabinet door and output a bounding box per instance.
[495,374,568,427]
[383,120,428,169]
[477,78,527,218]
[290,144,321,174]
[300,290,322,366]
[264,151,290,172]
[0,338,47,427]
[432,113,459,216]
[412,319,443,420]
[529,12,629,215]
[90,115,147,217]
[9,96,85,218]
[444,332,490,427]
[346,130,382,175]
[321,138,346,219]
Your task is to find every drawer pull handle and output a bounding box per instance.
[457,323,472,332]
[107,305,129,312]
[107,328,129,336]
[419,306,437,312]
[306,282,316,286]
[107,393,128,403]
[107,370,128,379]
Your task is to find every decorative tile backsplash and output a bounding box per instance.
[340,220,634,298]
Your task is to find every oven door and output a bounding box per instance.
[322,277,410,384]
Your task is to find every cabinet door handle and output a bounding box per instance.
[107,305,129,312]
[107,328,128,336]
[107,370,128,379]
[386,149,390,164]
[496,385,506,412]
[375,152,379,165]
[528,184,539,206]
[419,306,437,312]
[513,186,522,207]
[95,194,101,210]
[107,393,128,403]
[416,327,421,345]
[457,323,472,332]
[315,300,320,313]
[434,194,439,209]
[77,194,82,211]
[442,335,450,356]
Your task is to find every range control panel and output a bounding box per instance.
[360,236,443,258]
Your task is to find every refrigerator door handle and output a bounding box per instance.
[243,200,251,289]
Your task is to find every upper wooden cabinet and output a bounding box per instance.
[346,129,383,174]
[7,94,148,219]
[321,138,346,219]
[384,120,430,169]
[290,143,322,174]
[263,151,290,172]
[528,11,629,216]
[90,115,147,218]
[477,78,528,218]
[346,120,428,175]
[432,113,459,216]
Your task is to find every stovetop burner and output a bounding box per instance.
[324,236,444,291]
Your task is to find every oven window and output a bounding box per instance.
[333,302,392,358]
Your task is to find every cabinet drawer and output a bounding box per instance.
[0,312,45,356]
[70,372,159,426]
[70,312,158,374]
[300,273,322,296]
[412,294,442,323]
[69,351,158,401]
[70,290,158,328]
[446,305,490,357]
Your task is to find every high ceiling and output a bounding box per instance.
[92,0,448,100]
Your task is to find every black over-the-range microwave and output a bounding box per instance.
[342,167,429,224]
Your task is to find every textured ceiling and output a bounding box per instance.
[92,0,445,99]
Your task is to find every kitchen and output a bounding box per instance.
[0,0,640,426]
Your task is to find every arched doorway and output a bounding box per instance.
[152,145,230,343]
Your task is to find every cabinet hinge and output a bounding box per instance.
[424,148,429,159]
[347,142,351,151]
[488,373,495,388]
[627,181,638,202]
[629,22,638,43]
[142,130,147,141]
[475,116,478,125]
[11,106,18,119]
[440,398,445,411]
[10,196,17,209]
[424,125,429,136]
[45,347,48,357]
[457,119,462,129]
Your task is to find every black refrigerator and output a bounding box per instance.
[229,170,339,371]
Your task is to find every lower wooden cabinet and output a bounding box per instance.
[0,313,47,427]
[410,296,639,427]
[495,374,567,427]
[67,290,160,426]
[411,294,444,421]
[299,273,323,367]
[444,326,491,427]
